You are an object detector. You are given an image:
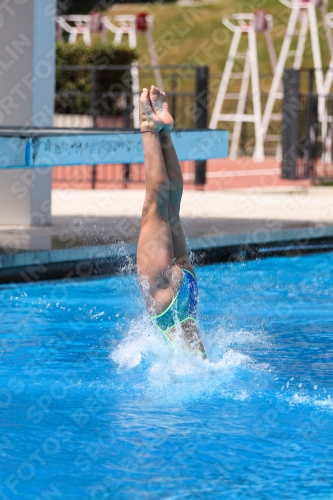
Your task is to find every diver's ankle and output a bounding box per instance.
[140,121,159,134]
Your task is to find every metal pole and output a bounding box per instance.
[309,69,315,94]
[145,27,163,90]
[249,27,264,162]
[307,67,317,178]
[123,67,132,187]
[123,163,130,188]
[90,67,97,127]
[90,67,97,189]
[195,66,209,186]
[91,164,97,189]
[306,93,318,178]
[282,69,300,180]
[130,61,140,129]
[171,75,177,126]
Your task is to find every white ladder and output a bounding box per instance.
[261,0,327,144]
[209,13,275,162]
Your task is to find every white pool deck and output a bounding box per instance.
[1,185,333,276]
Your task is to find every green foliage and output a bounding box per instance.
[56,42,136,68]
[58,0,174,16]
[56,42,137,115]
[109,1,333,75]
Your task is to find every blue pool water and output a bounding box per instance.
[1,252,333,499]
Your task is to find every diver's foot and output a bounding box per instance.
[149,85,174,131]
[139,88,164,133]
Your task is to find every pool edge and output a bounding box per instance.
[1,226,333,284]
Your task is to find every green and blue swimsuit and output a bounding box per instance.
[150,269,198,343]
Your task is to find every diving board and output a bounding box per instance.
[0,128,228,169]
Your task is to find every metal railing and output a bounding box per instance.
[207,69,327,159]
[53,64,208,188]
[55,64,199,129]
[297,93,333,180]
[52,161,198,189]
[282,69,333,181]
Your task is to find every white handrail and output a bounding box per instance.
[222,12,273,33]
[101,15,137,49]
[56,15,91,45]
[222,13,254,32]
[325,12,333,28]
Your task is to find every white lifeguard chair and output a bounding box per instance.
[261,0,331,148]
[209,12,275,161]
[101,15,137,49]
[56,15,92,46]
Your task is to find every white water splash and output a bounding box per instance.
[290,393,333,410]
[110,314,270,404]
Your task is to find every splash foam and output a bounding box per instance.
[110,314,270,405]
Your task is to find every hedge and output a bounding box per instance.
[56,43,137,115]
[58,0,174,15]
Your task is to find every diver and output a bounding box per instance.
[137,85,206,359]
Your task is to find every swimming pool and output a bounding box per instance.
[1,252,333,499]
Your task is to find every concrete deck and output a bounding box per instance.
[1,186,333,281]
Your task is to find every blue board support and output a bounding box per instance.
[0,129,228,169]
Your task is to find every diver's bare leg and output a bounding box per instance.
[159,130,193,271]
[160,131,206,358]
[149,86,193,272]
[137,89,182,315]
[150,87,206,358]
